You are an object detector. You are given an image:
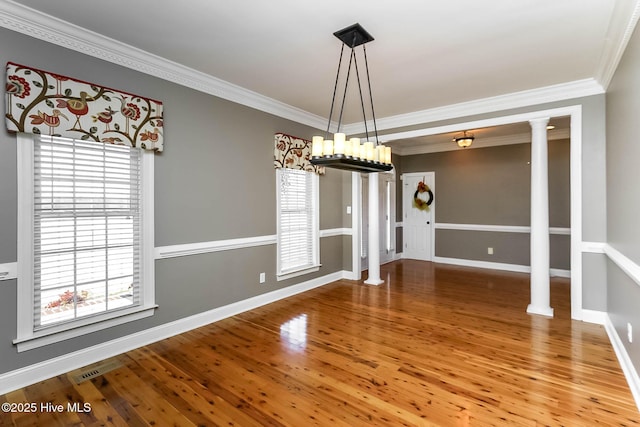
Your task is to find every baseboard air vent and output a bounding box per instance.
[70,359,123,384]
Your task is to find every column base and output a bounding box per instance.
[364,278,384,286]
[527,304,554,317]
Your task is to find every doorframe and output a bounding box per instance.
[366,170,397,265]
[350,171,362,280]
[381,105,583,320]
[350,168,398,279]
[401,171,435,261]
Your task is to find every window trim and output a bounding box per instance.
[15,133,156,352]
[275,168,320,281]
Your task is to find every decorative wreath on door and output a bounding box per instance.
[413,181,433,211]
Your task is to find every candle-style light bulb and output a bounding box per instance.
[312,136,324,157]
[364,141,374,161]
[323,139,334,156]
[334,133,345,156]
[350,138,361,159]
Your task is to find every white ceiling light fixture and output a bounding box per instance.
[454,131,475,148]
[311,23,392,173]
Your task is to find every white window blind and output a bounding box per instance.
[277,168,318,276]
[33,136,141,328]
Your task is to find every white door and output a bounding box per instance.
[402,172,434,261]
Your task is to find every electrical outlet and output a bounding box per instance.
[259,272,266,284]
[628,323,633,343]
[487,247,493,255]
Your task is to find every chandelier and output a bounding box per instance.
[310,24,393,173]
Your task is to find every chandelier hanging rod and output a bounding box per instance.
[336,41,355,135]
[326,43,345,138]
[362,43,379,146]
[352,44,369,141]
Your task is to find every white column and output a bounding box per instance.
[364,172,383,285]
[527,118,553,317]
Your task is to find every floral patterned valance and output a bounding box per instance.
[274,133,324,175]
[5,62,163,152]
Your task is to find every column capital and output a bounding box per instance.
[529,117,550,127]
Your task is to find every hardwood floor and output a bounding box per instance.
[2,260,639,426]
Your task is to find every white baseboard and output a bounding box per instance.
[581,309,607,325]
[432,256,571,278]
[342,270,360,280]
[604,314,640,411]
[0,270,349,395]
[432,256,528,273]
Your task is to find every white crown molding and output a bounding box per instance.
[0,0,327,130]
[596,0,640,89]
[394,128,571,156]
[343,79,604,135]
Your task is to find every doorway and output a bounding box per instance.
[361,170,396,272]
[379,105,583,320]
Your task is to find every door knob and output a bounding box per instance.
[426,221,430,224]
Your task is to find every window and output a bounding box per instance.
[16,134,155,351]
[276,168,319,279]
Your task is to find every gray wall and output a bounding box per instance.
[398,140,571,269]
[0,27,349,374]
[606,22,640,373]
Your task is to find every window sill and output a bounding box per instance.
[13,305,157,352]
[276,265,321,281]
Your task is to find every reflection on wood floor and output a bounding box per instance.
[2,260,639,426]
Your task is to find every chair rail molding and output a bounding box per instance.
[155,228,353,260]
[435,223,570,235]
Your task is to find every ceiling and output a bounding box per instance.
[2,0,638,150]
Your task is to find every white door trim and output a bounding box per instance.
[380,170,397,264]
[347,171,362,280]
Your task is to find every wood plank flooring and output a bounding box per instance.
[1,260,639,426]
